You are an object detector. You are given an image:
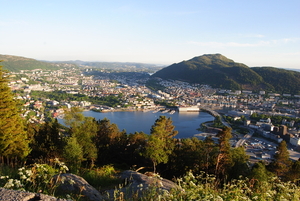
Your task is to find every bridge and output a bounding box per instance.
[200,107,231,128]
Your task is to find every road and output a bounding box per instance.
[235,129,254,147]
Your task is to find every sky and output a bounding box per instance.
[1,0,300,68]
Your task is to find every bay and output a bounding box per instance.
[80,110,214,138]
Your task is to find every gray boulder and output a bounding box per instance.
[120,170,178,191]
[52,173,104,201]
[0,187,69,201]
[105,170,179,199]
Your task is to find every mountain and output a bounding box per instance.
[251,67,300,95]
[60,60,164,72]
[0,54,62,72]
[150,54,300,94]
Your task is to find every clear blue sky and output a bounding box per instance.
[1,0,300,68]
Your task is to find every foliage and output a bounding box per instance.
[250,112,300,127]
[145,78,165,91]
[215,127,233,181]
[78,165,121,191]
[212,115,224,128]
[252,67,300,94]
[30,90,123,107]
[27,119,64,160]
[0,158,68,195]
[110,171,300,201]
[63,137,83,173]
[143,116,178,172]
[268,140,292,178]
[250,161,274,182]
[95,118,127,165]
[0,62,31,160]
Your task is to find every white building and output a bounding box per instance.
[290,137,300,146]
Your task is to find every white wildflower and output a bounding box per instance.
[0,176,8,179]
[20,175,27,180]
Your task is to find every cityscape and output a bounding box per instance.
[8,65,300,162]
[1,0,300,199]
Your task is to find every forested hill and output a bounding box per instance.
[151,54,300,94]
[0,54,62,72]
[251,67,300,95]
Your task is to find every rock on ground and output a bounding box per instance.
[52,173,104,201]
[0,187,69,201]
[105,170,179,199]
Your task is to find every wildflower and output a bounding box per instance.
[20,175,27,180]
[25,170,33,177]
[0,176,8,179]
[4,179,15,188]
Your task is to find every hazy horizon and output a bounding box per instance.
[1,1,300,69]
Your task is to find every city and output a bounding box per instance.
[8,66,300,161]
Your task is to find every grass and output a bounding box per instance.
[78,165,123,191]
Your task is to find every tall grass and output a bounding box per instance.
[78,165,122,191]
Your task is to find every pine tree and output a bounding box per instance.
[0,62,30,161]
[143,116,178,173]
[269,140,292,178]
[250,161,274,182]
[63,107,98,167]
[215,126,233,181]
[95,118,124,165]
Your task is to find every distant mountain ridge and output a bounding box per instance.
[0,54,163,72]
[151,54,300,94]
[0,54,61,72]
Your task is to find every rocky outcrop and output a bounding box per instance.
[52,173,104,201]
[0,188,69,201]
[0,171,178,201]
[120,170,178,191]
[105,170,179,199]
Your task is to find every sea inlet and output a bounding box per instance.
[76,110,215,139]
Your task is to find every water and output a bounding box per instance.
[77,110,214,138]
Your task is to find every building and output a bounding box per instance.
[178,106,200,112]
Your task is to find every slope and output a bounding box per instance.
[151,54,266,90]
[0,54,61,72]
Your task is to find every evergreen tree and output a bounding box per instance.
[215,127,233,181]
[0,62,30,161]
[63,107,98,167]
[125,131,147,167]
[95,118,124,164]
[228,146,250,179]
[202,136,218,174]
[63,136,83,172]
[168,137,205,177]
[268,140,292,178]
[63,107,85,128]
[286,160,300,183]
[28,119,64,160]
[74,117,98,167]
[143,116,178,173]
[250,161,274,182]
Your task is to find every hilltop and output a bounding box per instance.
[151,54,300,94]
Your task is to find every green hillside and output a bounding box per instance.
[151,54,300,94]
[251,67,300,94]
[0,54,61,72]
